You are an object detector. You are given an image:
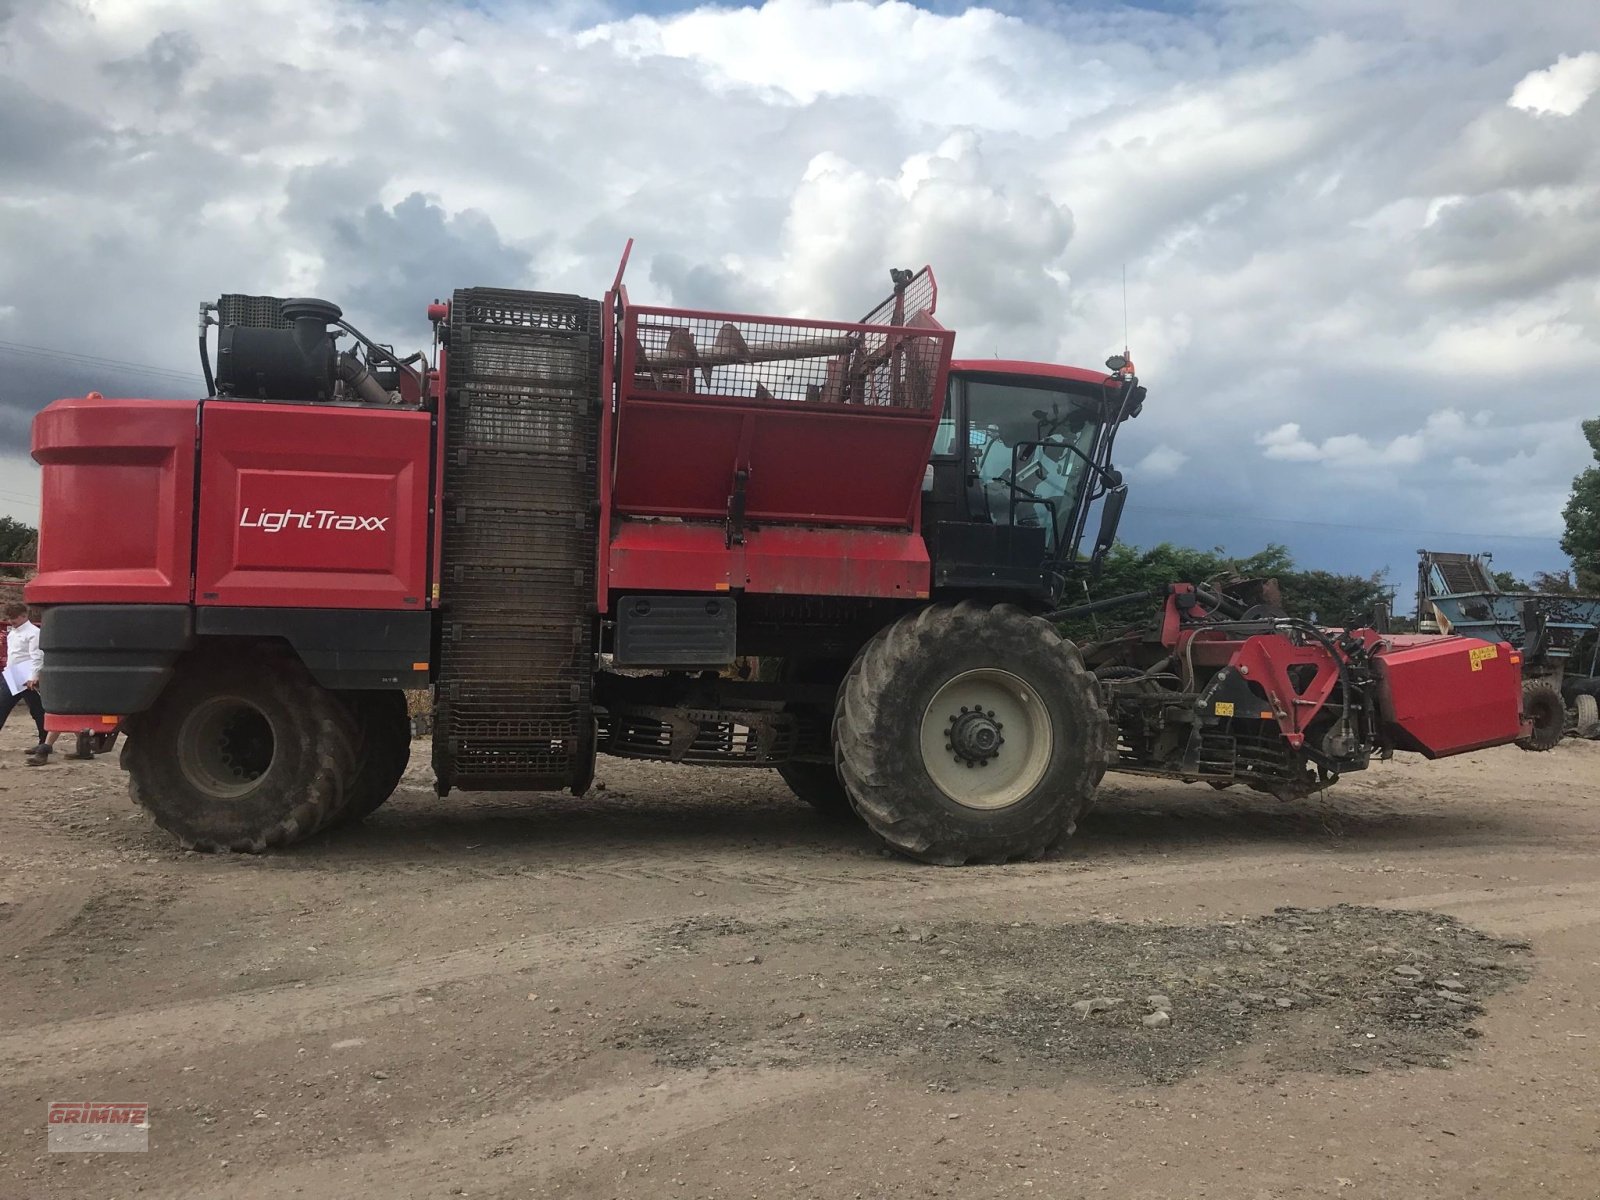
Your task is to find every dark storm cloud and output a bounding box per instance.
[0,0,1594,589]
[282,163,538,334]
[648,253,774,312]
[102,30,199,93]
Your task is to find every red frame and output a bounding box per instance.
[598,258,954,612]
[950,359,1117,389]
[193,401,431,610]
[27,397,198,606]
[1148,585,1521,755]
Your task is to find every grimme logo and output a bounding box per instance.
[240,507,390,533]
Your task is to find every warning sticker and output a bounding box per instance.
[1469,645,1499,672]
[1214,702,1235,716]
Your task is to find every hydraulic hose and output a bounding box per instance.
[197,303,215,396]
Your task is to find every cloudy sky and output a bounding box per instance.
[2,0,1598,595]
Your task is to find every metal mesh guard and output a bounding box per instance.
[623,307,949,412]
[216,294,291,329]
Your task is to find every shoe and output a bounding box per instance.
[26,744,52,766]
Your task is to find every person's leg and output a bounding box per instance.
[28,726,61,765]
[22,689,45,743]
[0,688,19,733]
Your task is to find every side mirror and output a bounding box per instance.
[1090,486,1128,578]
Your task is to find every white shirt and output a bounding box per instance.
[6,620,42,683]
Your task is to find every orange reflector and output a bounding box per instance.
[1509,654,1521,664]
[412,661,429,671]
[715,582,731,591]
[100,715,120,725]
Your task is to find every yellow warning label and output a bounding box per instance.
[1469,645,1498,672]
[1214,702,1235,717]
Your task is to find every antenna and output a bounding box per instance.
[1121,263,1129,356]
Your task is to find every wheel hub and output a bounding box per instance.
[945,707,1004,767]
[919,668,1053,811]
[177,697,275,800]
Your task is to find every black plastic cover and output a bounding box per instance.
[614,595,737,667]
[39,605,194,715]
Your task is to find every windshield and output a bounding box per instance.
[964,379,1103,554]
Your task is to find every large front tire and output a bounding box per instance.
[835,602,1109,865]
[124,647,357,852]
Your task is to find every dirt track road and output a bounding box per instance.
[4,718,1599,1198]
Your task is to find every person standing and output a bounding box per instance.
[1,601,46,756]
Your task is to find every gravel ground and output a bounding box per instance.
[2,719,1598,1198]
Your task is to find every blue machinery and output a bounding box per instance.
[1416,550,1600,680]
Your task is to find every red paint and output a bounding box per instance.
[602,288,953,603]
[610,396,938,527]
[44,712,118,734]
[607,520,929,599]
[1375,636,1524,757]
[1211,632,1351,747]
[596,287,619,611]
[430,344,449,607]
[28,397,198,605]
[951,359,1118,389]
[193,402,431,609]
[1141,589,1522,757]
[741,525,929,597]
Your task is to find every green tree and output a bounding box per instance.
[1530,569,1577,594]
[1062,541,1387,637]
[1560,419,1600,591]
[0,516,36,563]
[1491,569,1527,592]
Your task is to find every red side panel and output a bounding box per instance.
[1375,636,1524,757]
[742,525,930,597]
[194,402,431,610]
[28,397,198,605]
[610,398,937,527]
[607,520,930,599]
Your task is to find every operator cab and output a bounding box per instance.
[924,359,1143,606]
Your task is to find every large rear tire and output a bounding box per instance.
[334,690,413,823]
[124,647,357,852]
[1517,678,1565,752]
[776,761,855,820]
[834,602,1109,865]
[760,656,857,821]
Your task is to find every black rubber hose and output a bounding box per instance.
[198,333,215,396]
[1044,590,1151,621]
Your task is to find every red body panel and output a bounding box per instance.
[194,402,431,609]
[28,397,198,605]
[950,359,1115,388]
[607,520,930,599]
[600,274,953,607]
[1374,635,1524,757]
[610,397,937,527]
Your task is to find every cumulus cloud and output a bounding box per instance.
[1508,52,1600,117]
[0,0,1596,583]
[1135,444,1188,479]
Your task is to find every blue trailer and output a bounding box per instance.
[1416,550,1600,748]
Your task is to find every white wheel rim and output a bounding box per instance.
[177,696,276,800]
[919,668,1052,810]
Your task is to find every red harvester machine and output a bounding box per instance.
[27,246,1528,863]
